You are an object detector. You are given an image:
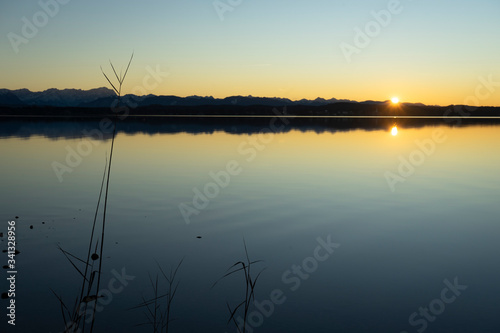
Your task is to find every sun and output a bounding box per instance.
[391,97,400,104]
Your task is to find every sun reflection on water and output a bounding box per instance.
[391,125,398,136]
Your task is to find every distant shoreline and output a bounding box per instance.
[2,102,500,118]
[2,114,500,120]
[1,111,499,140]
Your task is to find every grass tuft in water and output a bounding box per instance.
[129,259,184,333]
[52,53,133,332]
[212,240,266,333]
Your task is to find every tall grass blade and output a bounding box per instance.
[120,52,134,85]
[89,121,117,333]
[109,60,121,87]
[100,66,119,95]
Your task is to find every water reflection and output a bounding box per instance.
[391,124,399,136]
[1,119,500,332]
[1,116,499,140]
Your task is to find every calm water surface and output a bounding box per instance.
[0,117,499,332]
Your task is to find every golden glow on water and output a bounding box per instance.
[2,124,500,188]
[391,126,399,136]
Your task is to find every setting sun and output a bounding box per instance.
[391,97,400,104]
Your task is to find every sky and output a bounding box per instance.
[1,0,499,106]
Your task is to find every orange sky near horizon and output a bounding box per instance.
[1,0,499,107]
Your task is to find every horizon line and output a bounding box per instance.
[2,86,499,108]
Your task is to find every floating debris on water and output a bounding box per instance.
[29,225,33,229]
[91,253,99,260]
[196,236,202,239]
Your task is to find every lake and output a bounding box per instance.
[0,115,499,332]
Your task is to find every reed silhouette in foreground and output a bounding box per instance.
[52,53,133,333]
[212,241,265,333]
[130,259,183,333]
[51,157,109,332]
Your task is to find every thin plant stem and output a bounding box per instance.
[89,122,116,333]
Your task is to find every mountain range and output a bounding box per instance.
[0,87,384,108]
[0,88,118,107]
[2,87,500,117]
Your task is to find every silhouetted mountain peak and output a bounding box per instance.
[0,87,116,107]
[0,87,431,109]
[0,90,24,106]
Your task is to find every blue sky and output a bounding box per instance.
[1,0,499,105]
